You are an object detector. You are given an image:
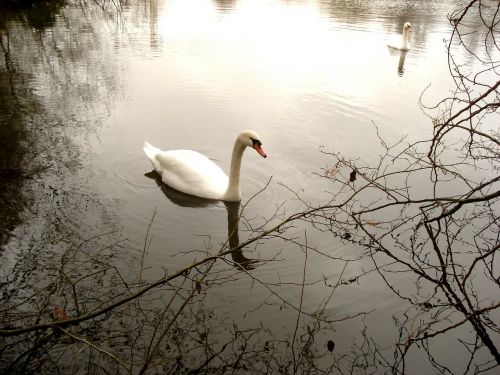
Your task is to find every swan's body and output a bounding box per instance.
[387,22,411,51]
[143,130,267,202]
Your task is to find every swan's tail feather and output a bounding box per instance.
[143,141,161,172]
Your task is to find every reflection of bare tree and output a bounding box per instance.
[0,38,27,247]
[308,1,499,371]
[0,2,127,371]
[0,0,71,247]
[320,0,427,40]
[0,0,66,29]
[149,0,159,49]
[213,0,237,13]
[0,0,125,252]
[321,0,493,55]
[0,180,339,373]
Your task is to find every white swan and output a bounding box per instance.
[143,130,267,202]
[387,22,411,51]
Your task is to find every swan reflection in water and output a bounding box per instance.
[388,48,408,76]
[397,50,408,76]
[145,171,258,270]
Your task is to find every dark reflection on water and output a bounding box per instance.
[144,170,221,208]
[0,0,124,313]
[0,0,124,246]
[0,3,131,372]
[213,0,237,13]
[224,201,259,270]
[0,0,67,247]
[387,48,408,76]
[0,67,27,247]
[0,0,66,29]
[397,50,408,75]
[145,170,258,270]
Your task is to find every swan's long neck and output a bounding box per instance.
[224,140,246,201]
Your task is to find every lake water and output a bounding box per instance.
[1,0,498,373]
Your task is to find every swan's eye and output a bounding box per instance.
[251,138,262,146]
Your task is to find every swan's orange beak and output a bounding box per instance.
[253,143,267,158]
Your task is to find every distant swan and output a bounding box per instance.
[143,130,267,202]
[388,22,412,51]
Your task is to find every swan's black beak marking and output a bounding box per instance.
[251,138,267,158]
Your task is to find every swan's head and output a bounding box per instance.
[403,22,411,33]
[238,130,267,158]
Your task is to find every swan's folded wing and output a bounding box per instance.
[155,150,229,199]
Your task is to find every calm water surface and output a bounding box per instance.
[98,0,455,261]
[1,0,496,372]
